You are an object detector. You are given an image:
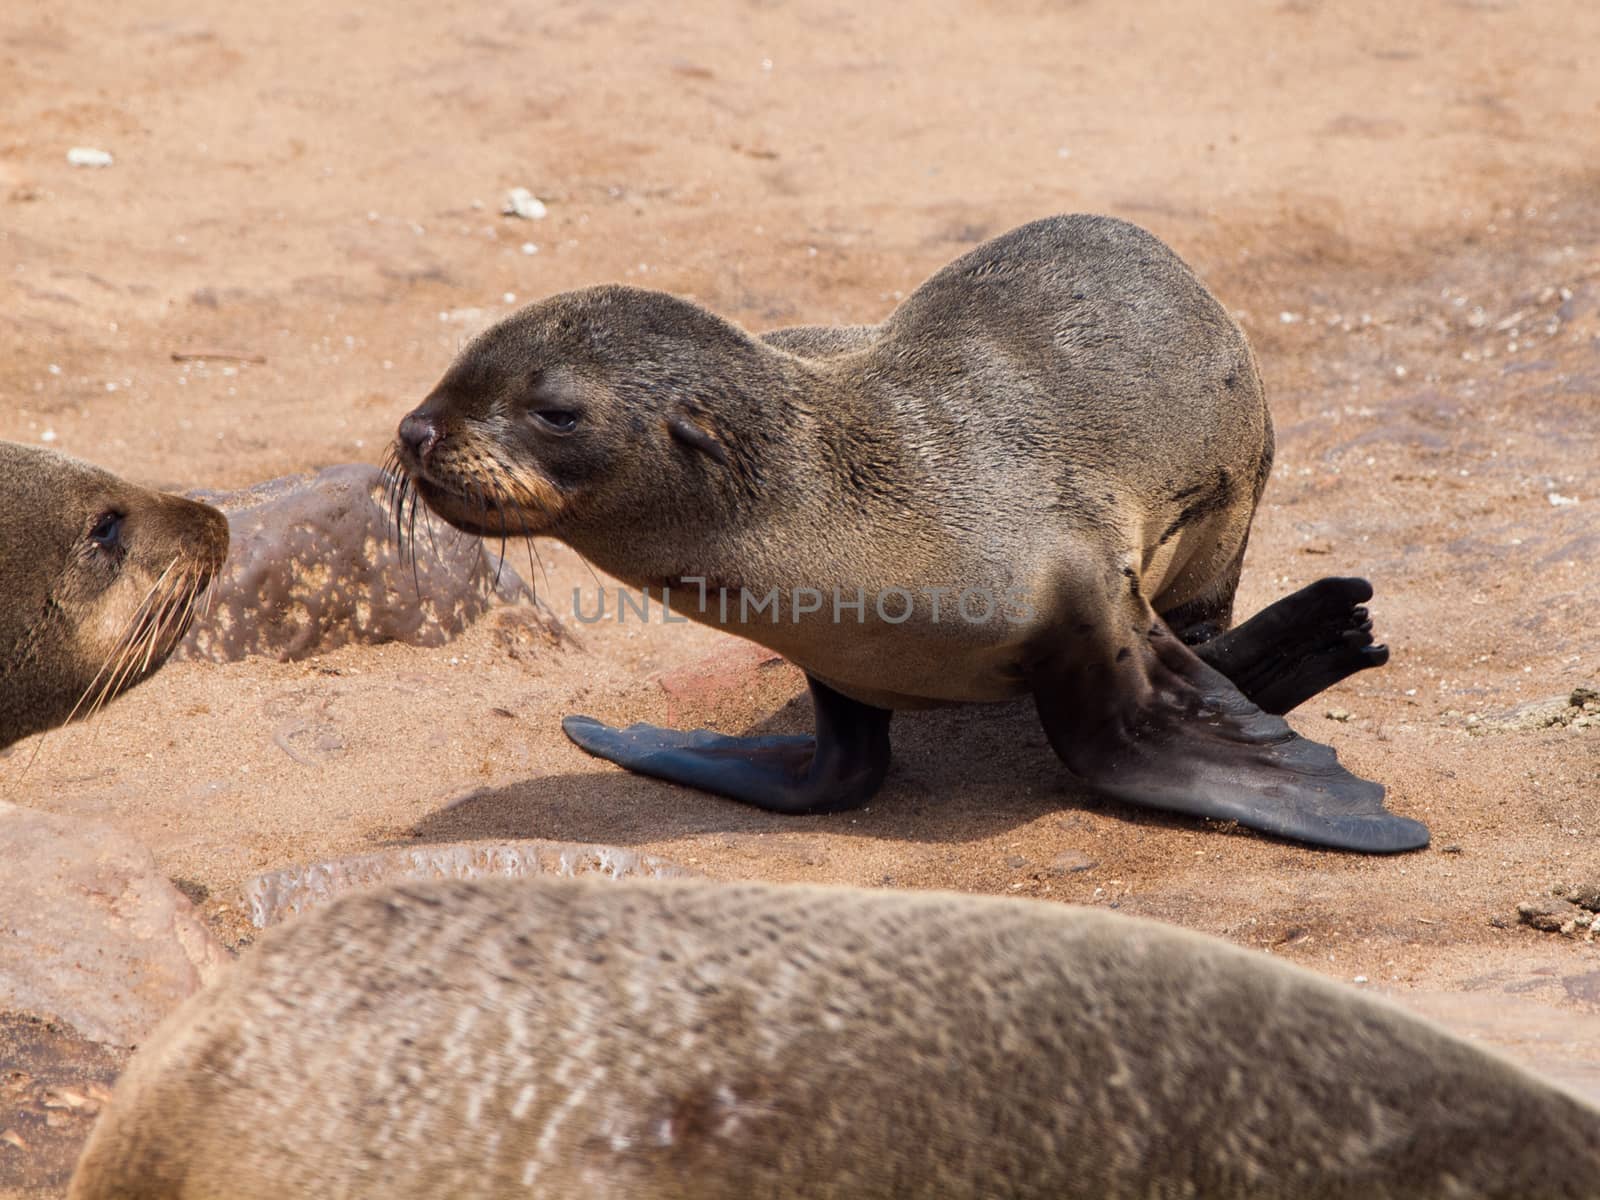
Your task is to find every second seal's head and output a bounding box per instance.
[392,285,768,547]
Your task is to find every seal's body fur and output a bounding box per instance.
[413,217,1267,710]
[72,877,1600,1199]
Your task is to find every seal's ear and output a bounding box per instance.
[667,412,730,465]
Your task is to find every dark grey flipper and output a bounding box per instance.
[1030,619,1428,854]
[563,675,892,815]
[1193,577,1389,715]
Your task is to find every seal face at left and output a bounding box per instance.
[0,442,230,749]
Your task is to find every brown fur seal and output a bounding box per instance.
[71,877,1600,1198]
[392,215,1423,853]
[0,442,228,750]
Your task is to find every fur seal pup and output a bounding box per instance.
[392,214,1424,853]
[0,442,229,750]
[70,877,1600,1198]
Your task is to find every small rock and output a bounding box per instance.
[1325,708,1352,722]
[65,147,113,168]
[169,877,210,906]
[0,1013,125,1194]
[176,465,561,663]
[1040,849,1098,878]
[501,187,547,220]
[1005,855,1029,870]
[1518,898,1583,933]
[1560,882,1600,913]
[0,803,227,1047]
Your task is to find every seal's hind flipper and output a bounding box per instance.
[563,675,892,815]
[1193,577,1389,715]
[1030,619,1427,854]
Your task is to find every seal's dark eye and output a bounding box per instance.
[89,511,124,550]
[532,409,579,434]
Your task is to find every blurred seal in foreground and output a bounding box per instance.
[72,877,1600,1199]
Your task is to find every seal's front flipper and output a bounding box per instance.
[1194,577,1388,714]
[563,675,892,816]
[1031,621,1427,854]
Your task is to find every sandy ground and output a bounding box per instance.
[3,0,1600,1187]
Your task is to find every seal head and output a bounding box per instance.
[0,442,230,749]
[392,285,764,556]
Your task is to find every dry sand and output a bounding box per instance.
[2,0,1599,1187]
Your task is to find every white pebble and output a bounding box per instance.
[40,429,57,442]
[520,242,538,255]
[66,147,114,167]
[1548,492,1579,507]
[501,188,548,220]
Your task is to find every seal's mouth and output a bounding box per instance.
[384,440,561,544]
[412,474,531,538]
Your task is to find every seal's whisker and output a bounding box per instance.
[406,485,423,596]
[400,478,415,569]
[380,448,414,567]
[384,459,402,555]
[101,558,183,710]
[421,500,442,566]
[63,558,177,731]
[571,547,604,593]
[82,628,145,732]
[145,564,202,673]
[514,513,550,605]
[491,494,510,590]
[139,567,184,674]
[200,567,218,621]
[467,483,490,579]
[392,469,411,565]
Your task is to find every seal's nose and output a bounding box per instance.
[398,411,442,463]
